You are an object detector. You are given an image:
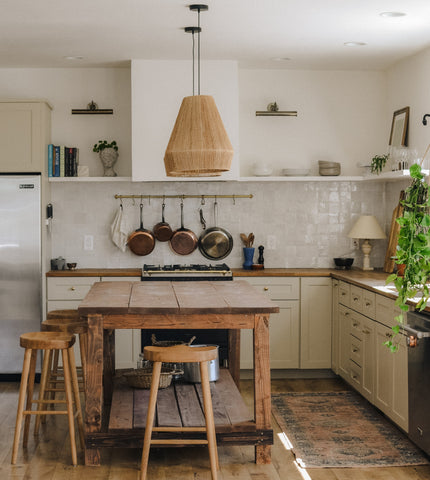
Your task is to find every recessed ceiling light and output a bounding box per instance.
[344,42,367,47]
[379,11,406,18]
[64,56,84,60]
[270,57,291,62]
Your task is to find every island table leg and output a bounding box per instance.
[253,313,272,464]
[85,314,103,466]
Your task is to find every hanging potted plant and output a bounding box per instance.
[93,140,119,177]
[385,162,430,351]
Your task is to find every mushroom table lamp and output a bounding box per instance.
[348,215,386,270]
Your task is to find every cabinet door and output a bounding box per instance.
[239,277,299,369]
[338,305,351,379]
[391,339,408,431]
[240,300,299,369]
[101,277,141,369]
[374,323,393,413]
[361,316,375,402]
[331,280,339,374]
[0,102,51,173]
[300,277,332,368]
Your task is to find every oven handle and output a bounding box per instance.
[403,324,430,339]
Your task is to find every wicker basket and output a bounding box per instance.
[124,367,174,389]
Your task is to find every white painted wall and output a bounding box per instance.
[386,46,430,169]
[0,68,131,177]
[239,69,387,176]
[132,60,240,181]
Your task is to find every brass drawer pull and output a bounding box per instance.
[264,287,269,291]
[362,329,370,334]
[70,287,76,291]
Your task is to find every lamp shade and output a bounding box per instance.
[348,215,386,239]
[164,95,234,177]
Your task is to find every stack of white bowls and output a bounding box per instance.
[319,161,341,176]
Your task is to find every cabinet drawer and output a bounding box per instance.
[338,281,350,307]
[350,311,363,340]
[375,294,401,328]
[243,277,299,300]
[47,277,99,300]
[350,360,362,388]
[362,290,376,319]
[350,285,363,312]
[350,335,362,365]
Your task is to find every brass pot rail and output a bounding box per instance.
[114,194,253,204]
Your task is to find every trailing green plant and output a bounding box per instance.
[93,140,118,153]
[370,154,389,174]
[385,163,430,351]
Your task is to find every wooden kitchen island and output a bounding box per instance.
[78,280,279,466]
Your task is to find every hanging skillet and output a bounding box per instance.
[198,199,233,260]
[127,202,155,256]
[153,200,173,242]
[170,200,198,255]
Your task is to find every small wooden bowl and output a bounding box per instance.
[251,264,264,270]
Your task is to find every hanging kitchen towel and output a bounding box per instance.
[110,205,128,252]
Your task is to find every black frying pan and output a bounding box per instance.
[198,200,233,260]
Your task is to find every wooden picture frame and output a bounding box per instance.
[389,106,409,146]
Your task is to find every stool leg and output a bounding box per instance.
[41,350,53,422]
[200,362,219,479]
[34,348,52,434]
[11,348,32,464]
[68,345,85,449]
[140,361,162,480]
[22,349,38,447]
[49,349,60,406]
[62,348,78,466]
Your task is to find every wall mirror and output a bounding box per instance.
[389,106,409,146]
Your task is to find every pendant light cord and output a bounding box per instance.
[197,7,201,95]
[192,31,196,96]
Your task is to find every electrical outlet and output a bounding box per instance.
[350,238,359,250]
[84,235,94,251]
[267,235,276,250]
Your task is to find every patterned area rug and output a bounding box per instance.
[272,391,430,468]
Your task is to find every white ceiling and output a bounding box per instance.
[2,0,430,70]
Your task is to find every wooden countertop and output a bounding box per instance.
[46,266,398,300]
[47,267,335,278]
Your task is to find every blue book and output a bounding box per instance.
[54,145,60,177]
[47,144,53,177]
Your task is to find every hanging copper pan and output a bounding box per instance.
[170,200,198,255]
[127,202,155,256]
[153,200,173,242]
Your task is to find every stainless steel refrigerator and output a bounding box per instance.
[0,174,41,374]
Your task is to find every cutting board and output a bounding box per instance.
[383,190,405,273]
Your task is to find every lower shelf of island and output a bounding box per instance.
[86,368,273,449]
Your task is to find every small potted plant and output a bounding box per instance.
[385,163,430,351]
[93,140,119,177]
[370,154,389,175]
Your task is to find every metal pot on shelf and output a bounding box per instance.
[183,344,219,383]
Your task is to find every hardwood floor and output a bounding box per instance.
[1,377,430,479]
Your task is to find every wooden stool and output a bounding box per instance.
[11,332,85,466]
[140,345,219,480]
[46,309,87,383]
[41,312,88,390]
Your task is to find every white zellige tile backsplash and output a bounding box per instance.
[50,180,401,270]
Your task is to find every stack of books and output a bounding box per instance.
[48,144,79,177]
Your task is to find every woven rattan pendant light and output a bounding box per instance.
[164,4,233,177]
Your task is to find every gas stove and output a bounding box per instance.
[141,263,233,281]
